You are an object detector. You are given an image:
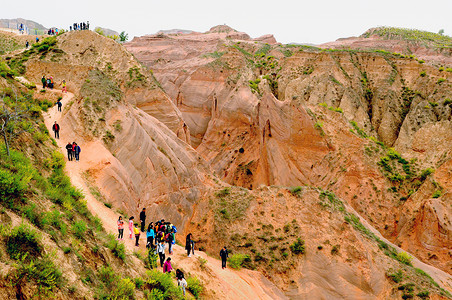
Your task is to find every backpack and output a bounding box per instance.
[164,233,169,242]
[172,225,177,233]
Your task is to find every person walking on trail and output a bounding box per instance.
[139,208,146,232]
[176,269,187,296]
[41,75,46,89]
[185,233,193,257]
[220,246,229,269]
[157,240,166,267]
[62,80,67,93]
[117,216,124,240]
[25,41,29,48]
[146,222,155,250]
[73,143,81,161]
[57,99,62,112]
[65,142,73,161]
[166,229,174,255]
[134,223,140,246]
[163,257,172,273]
[52,121,60,139]
[128,216,134,239]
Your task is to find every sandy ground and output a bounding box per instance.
[40,86,286,300]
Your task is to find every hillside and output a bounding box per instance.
[0,26,451,299]
[320,27,452,65]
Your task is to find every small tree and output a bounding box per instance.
[119,31,128,42]
[438,29,444,35]
[0,92,32,156]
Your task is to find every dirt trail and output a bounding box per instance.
[41,87,286,300]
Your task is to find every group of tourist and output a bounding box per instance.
[70,21,89,31]
[47,28,59,35]
[65,142,82,162]
[41,75,55,89]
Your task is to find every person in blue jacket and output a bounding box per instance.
[146,222,155,250]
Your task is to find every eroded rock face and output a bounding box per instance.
[126,31,452,279]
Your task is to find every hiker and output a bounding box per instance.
[87,21,90,30]
[134,223,140,246]
[128,216,134,239]
[220,246,228,269]
[52,121,60,139]
[117,216,124,240]
[185,233,193,257]
[157,240,166,267]
[191,234,195,256]
[176,269,187,296]
[163,257,172,273]
[25,41,29,48]
[41,75,46,89]
[146,222,155,249]
[139,208,146,232]
[166,229,174,255]
[70,26,72,31]
[65,142,73,161]
[49,76,54,89]
[62,80,67,93]
[36,37,39,43]
[57,99,62,112]
[73,143,81,161]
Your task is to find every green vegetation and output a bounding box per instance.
[289,238,305,255]
[362,27,452,49]
[145,269,184,299]
[396,252,413,266]
[248,78,261,95]
[387,269,403,283]
[105,234,126,260]
[289,186,303,197]
[419,71,426,77]
[6,223,43,259]
[229,253,252,270]
[187,276,204,299]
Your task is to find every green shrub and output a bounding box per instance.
[417,291,429,298]
[9,255,62,294]
[289,238,305,255]
[446,68,452,72]
[437,78,446,84]
[146,249,158,269]
[187,276,204,299]
[396,252,413,266]
[106,234,126,260]
[331,244,340,255]
[387,269,403,283]
[72,220,87,239]
[146,269,184,299]
[387,148,401,159]
[98,265,118,288]
[443,98,452,105]
[290,186,302,196]
[229,253,251,270]
[111,278,135,299]
[432,190,442,198]
[420,168,434,181]
[215,187,231,198]
[419,71,426,77]
[6,224,43,259]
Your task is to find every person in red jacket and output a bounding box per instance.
[163,257,172,273]
[52,121,60,139]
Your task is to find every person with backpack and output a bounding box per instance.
[146,222,155,250]
[176,269,187,296]
[157,240,166,267]
[128,216,134,239]
[52,121,60,139]
[56,99,62,112]
[139,208,146,232]
[220,246,229,269]
[41,75,46,89]
[133,223,140,246]
[73,143,81,161]
[185,233,192,257]
[117,216,124,240]
[166,229,174,255]
[65,142,73,161]
[163,257,172,273]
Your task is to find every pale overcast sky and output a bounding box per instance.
[2,0,451,44]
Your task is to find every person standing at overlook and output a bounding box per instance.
[139,208,146,232]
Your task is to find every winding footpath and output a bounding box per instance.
[41,87,286,300]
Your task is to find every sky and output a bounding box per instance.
[2,0,452,44]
